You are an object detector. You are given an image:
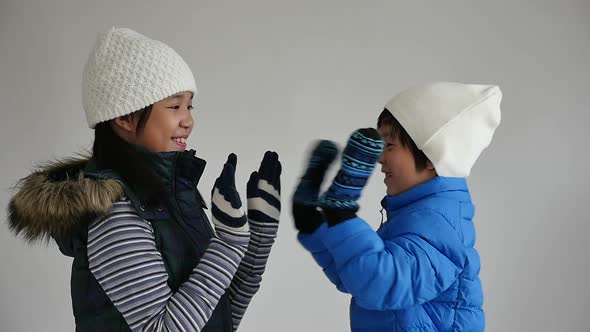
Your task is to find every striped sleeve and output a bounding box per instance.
[87,200,249,332]
[229,180,280,330]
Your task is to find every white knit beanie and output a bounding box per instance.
[384,82,502,177]
[82,27,197,128]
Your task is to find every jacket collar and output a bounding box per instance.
[8,147,206,246]
[84,146,207,195]
[381,176,470,215]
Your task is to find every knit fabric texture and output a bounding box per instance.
[82,27,197,128]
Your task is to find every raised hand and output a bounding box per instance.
[292,140,339,233]
[247,151,282,234]
[319,128,384,225]
[211,153,249,242]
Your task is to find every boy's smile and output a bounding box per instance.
[378,125,436,196]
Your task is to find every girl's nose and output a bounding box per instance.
[180,111,193,129]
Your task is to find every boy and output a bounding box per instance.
[292,82,501,331]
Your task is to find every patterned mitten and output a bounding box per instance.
[292,140,339,234]
[319,128,384,226]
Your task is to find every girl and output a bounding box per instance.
[8,27,282,332]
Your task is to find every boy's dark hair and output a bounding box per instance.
[377,108,430,171]
[92,105,168,207]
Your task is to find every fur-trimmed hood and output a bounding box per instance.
[7,157,125,245]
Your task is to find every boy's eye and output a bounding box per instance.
[168,105,181,110]
[188,105,194,110]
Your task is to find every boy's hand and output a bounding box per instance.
[292,140,339,234]
[319,128,384,225]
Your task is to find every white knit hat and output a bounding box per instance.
[82,27,197,128]
[384,82,502,177]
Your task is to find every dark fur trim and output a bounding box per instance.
[7,157,124,243]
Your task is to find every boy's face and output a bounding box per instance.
[378,125,436,196]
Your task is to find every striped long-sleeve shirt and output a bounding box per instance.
[87,200,249,332]
[228,182,281,330]
[228,214,278,330]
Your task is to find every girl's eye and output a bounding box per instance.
[168,105,193,110]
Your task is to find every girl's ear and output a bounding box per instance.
[112,115,137,135]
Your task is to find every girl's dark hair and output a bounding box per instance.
[377,108,430,171]
[92,105,168,207]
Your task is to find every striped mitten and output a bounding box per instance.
[292,140,339,234]
[319,128,384,226]
[246,151,281,232]
[229,151,282,330]
[211,153,250,246]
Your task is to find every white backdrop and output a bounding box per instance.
[1,1,589,331]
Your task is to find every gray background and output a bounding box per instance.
[1,0,588,331]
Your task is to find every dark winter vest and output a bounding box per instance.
[57,150,232,332]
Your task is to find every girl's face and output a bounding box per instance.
[113,91,194,152]
[378,125,436,196]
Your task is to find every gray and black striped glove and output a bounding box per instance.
[211,153,250,247]
[228,151,281,330]
[246,151,281,238]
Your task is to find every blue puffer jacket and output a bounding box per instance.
[299,177,484,331]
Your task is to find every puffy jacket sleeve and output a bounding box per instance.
[319,209,466,310]
[298,223,348,293]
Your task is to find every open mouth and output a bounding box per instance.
[383,172,393,181]
[172,137,187,148]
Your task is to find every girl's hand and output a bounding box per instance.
[211,153,249,245]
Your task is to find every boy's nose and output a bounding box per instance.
[378,151,384,165]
